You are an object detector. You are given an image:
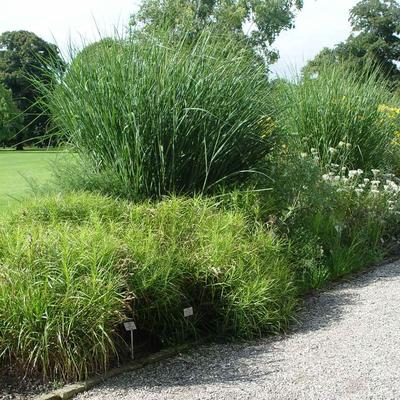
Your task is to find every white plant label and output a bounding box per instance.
[124,321,137,331]
[183,307,194,317]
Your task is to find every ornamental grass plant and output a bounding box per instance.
[0,193,296,381]
[7,24,400,388]
[277,63,400,170]
[37,30,276,199]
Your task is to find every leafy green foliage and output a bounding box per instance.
[130,0,303,63]
[0,84,22,146]
[0,31,64,148]
[38,31,276,199]
[0,193,296,381]
[304,0,400,88]
[278,63,399,170]
[2,156,397,382]
[4,11,400,386]
[264,146,399,292]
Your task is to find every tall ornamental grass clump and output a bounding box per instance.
[278,63,399,170]
[0,223,128,381]
[38,32,275,199]
[0,193,296,381]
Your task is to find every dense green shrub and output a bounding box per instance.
[2,163,399,381]
[266,146,400,292]
[0,193,296,381]
[38,31,276,199]
[277,63,400,170]
[0,83,22,147]
[0,222,127,380]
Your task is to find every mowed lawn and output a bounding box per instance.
[0,151,60,210]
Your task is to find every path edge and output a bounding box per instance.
[34,343,193,400]
[34,255,400,400]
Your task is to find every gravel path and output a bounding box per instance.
[78,260,400,400]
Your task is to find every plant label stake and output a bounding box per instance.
[183,307,193,318]
[124,320,137,360]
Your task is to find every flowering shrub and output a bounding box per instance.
[323,167,399,199]
[377,104,400,149]
[266,145,400,292]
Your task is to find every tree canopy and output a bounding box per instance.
[130,0,303,64]
[303,0,400,88]
[0,84,22,147]
[0,30,64,148]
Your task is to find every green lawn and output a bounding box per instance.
[0,151,61,210]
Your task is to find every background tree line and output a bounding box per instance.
[303,0,400,90]
[0,30,64,149]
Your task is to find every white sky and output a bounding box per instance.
[270,0,359,77]
[1,0,139,56]
[1,0,359,76]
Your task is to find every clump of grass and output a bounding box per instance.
[0,192,296,381]
[8,191,131,224]
[2,174,398,382]
[37,31,276,199]
[0,222,128,381]
[278,63,399,170]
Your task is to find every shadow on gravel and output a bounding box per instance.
[97,343,283,391]
[289,260,400,336]
[94,260,400,393]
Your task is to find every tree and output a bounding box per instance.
[130,0,303,64]
[303,0,400,88]
[0,30,64,149]
[0,84,22,147]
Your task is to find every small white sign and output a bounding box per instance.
[183,307,194,317]
[124,321,137,331]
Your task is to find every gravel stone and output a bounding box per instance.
[75,260,400,399]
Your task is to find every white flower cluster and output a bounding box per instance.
[321,167,400,212]
[348,169,364,179]
[310,148,320,162]
[338,141,352,149]
[307,141,351,166]
[383,179,400,194]
[302,142,399,213]
[322,169,364,183]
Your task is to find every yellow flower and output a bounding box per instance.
[259,115,276,138]
[391,139,400,146]
[378,104,387,113]
[378,104,400,118]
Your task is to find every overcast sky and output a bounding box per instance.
[270,0,359,77]
[1,0,359,76]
